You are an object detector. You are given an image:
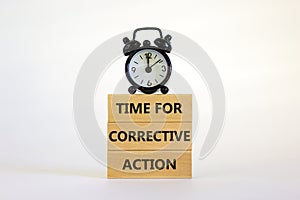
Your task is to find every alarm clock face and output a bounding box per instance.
[125,48,172,90]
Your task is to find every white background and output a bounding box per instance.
[0,0,300,199]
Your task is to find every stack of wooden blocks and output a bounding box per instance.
[107,94,192,178]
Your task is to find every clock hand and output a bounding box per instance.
[145,53,152,73]
[149,59,161,68]
[147,56,150,68]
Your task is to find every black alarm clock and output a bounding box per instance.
[123,27,172,94]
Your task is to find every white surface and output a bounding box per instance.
[1,0,300,199]
[1,165,299,200]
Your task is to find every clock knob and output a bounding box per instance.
[143,40,151,47]
[123,37,130,44]
[164,34,172,42]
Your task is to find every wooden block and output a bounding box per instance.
[108,122,192,151]
[107,150,191,178]
[108,94,192,123]
[107,94,193,179]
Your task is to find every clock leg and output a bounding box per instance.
[160,86,169,94]
[128,86,137,94]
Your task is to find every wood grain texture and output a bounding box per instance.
[108,122,192,151]
[107,94,192,178]
[108,94,192,123]
[107,151,191,178]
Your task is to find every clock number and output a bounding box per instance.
[131,67,136,73]
[145,52,152,58]
[161,65,166,72]
[147,80,152,86]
